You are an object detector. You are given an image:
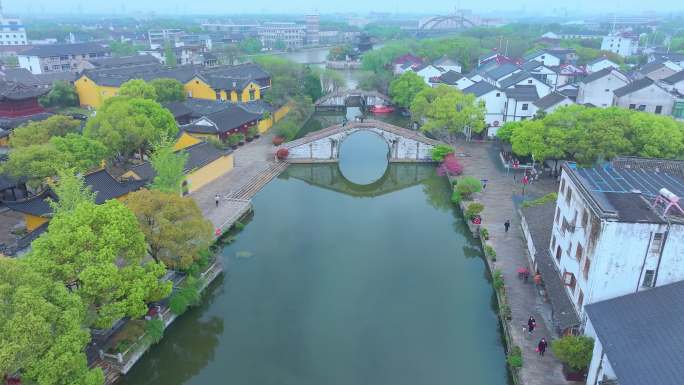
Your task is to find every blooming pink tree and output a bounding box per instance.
[436,153,463,176]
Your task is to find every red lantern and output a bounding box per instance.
[276,148,289,160]
[215,228,222,236]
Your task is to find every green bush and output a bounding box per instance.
[492,269,504,290]
[507,345,523,369]
[145,319,165,345]
[465,202,484,219]
[480,227,489,240]
[228,134,240,146]
[234,221,245,231]
[485,245,497,260]
[169,294,189,315]
[521,192,558,208]
[235,133,246,143]
[455,176,482,199]
[169,277,202,315]
[430,144,455,162]
[247,126,258,138]
[450,190,462,204]
[551,336,594,372]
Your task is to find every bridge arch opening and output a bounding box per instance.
[338,130,391,185]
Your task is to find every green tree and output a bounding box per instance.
[319,69,347,93]
[411,85,485,138]
[39,80,79,108]
[551,336,594,372]
[150,78,185,103]
[238,38,262,54]
[84,97,178,160]
[301,66,323,101]
[149,144,188,194]
[389,71,428,109]
[9,115,81,148]
[455,176,483,200]
[164,42,177,67]
[28,200,172,328]
[0,258,104,385]
[126,189,213,270]
[1,144,63,189]
[118,79,158,100]
[327,44,353,61]
[48,168,96,216]
[109,41,143,57]
[50,134,108,172]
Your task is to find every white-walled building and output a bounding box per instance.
[503,85,539,122]
[600,34,639,57]
[637,60,681,81]
[462,81,505,133]
[524,50,562,67]
[533,91,574,114]
[550,158,684,324]
[18,43,111,74]
[499,71,551,97]
[411,63,445,84]
[0,15,26,46]
[585,280,684,385]
[660,71,684,94]
[576,67,629,107]
[433,56,462,73]
[430,70,474,90]
[613,77,675,115]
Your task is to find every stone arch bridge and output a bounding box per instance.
[278,120,442,163]
[315,89,392,110]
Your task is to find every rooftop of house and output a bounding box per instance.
[499,71,537,89]
[521,201,580,331]
[20,42,110,57]
[126,141,231,181]
[181,103,261,135]
[533,91,569,110]
[485,62,520,81]
[0,80,50,100]
[393,53,423,65]
[462,81,498,97]
[434,70,465,85]
[586,280,684,385]
[580,67,626,84]
[638,60,674,75]
[564,158,684,223]
[4,169,145,218]
[523,49,561,61]
[587,56,618,66]
[433,56,461,67]
[81,62,270,90]
[613,77,658,97]
[661,70,684,85]
[86,54,160,69]
[505,85,539,101]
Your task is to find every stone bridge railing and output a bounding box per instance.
[315,89,392,107]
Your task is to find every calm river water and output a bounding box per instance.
[120,132,508,385]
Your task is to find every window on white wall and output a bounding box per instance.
[650,233,664,254]
[642,270,655,288]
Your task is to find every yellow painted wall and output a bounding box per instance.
[257,117,273,134]
[75,75,119,108]
[184,77,217,100]
[0,136,8,147]
[25,214,49,232]
[174,132,202,151]
[274,104,291,122]
[185,154,234,193]
[240,83,261,102]
[120,170,141,180]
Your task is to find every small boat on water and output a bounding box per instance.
[369,104,395,114]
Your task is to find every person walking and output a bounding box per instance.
[504,220,511,233]
[537,338,547,357]
[215,194,220,207]
[527,316,536,335]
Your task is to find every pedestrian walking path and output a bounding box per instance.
[455,140,574,385]
[191,133,286,233]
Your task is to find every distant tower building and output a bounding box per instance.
[305,13,320,46]
[0,0,27,46]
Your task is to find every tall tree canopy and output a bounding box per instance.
[389,71,429,108]
[27,200,172,328]
[150,78,186,103]
[50,134,108,172]
[39,80,80,108]
[411,85,485,136]
[84,97,178,159]
[47,168,96,216]
[118,79,158,100]
[1,144,64,189]
[9,115,81,148]
[301,66,323,101]
[499,105,684,164]
[149,144,188,194]
[0,258,103,385]
[126,190,213,270]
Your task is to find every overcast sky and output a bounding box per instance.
[5,0,684,16]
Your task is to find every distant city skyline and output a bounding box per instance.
[5,0,684,17]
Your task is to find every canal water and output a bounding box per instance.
[120,133,508,385]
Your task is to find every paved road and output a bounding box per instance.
[454,140,574,385]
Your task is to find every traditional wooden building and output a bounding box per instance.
[0,80,53,144]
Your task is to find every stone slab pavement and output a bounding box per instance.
[453,140,579,385]
[190,133,276,229]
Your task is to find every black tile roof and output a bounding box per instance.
[0,80,50,100]
[585,280,684,385]
[4,190,57,217]
[462,81,497,97]
[505,85,539,101]
[435,70,465,85]
[87,54,160,69]
[499,71,535,89]
[559,87,578,98]
[520,60,542,71]
[522,202,581,332]
[638,60,669,75]
[613,77,655,97]
[182,104,261,134]
[533,91,568,110]
[21,43,110,57]
[485,63,520,80]
[125,141,231,182]
[581,67,625,84]
[661,70,684,85]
